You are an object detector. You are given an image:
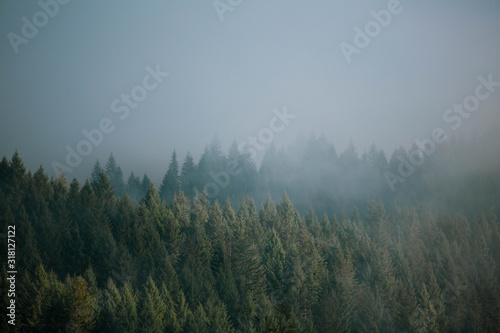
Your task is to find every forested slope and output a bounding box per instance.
[1,152,499,332]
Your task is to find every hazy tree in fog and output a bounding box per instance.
[159,150,180,204]
[126,171,142,202]
[105,153,125,197]
[180,152,197,200]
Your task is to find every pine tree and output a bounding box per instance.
[205,299,235,333]
[223,199,237,263]
[18,264,50,330]
[235,237,267,299]
[126,171,142,202]
[393,248,418,331]
[0,156,11,192]
[260,194,277,229]
[91,160,103,184]
[39,269,66,331]
[159,150,180,204]
[176,290,189,330]
[141,174,151,199]
[304,208,321,240]
[10,150,27,191]
[134,205,163,284]
[413,284,440,332]
[244,197,264,245]
[100,278,121,332]
[160,283,181,333]
[184,304,209,332]
[316,255,360,333]
[91,170,115,206]
[154,254,181,300]
[227,141,243,197]
[237,146,258,200]
[164,208,182,263]
[15,206,43,276]
[63,276,98,332]
[180,152,197,200]
[192,190,210,227]
[177,192,215,306]
[366,199,391,245]
[276,193,300,250]
[143,182,165,235]
[264,228,286,299]
[141,276,166,333]
[339,140,359,169]
[105,153,125,197]
[171,191,192,230]
[294,219,325,320]
[117,282,139,332]
[208,201,228,273]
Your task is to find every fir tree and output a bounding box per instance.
[105,153,125,197]
[141,277,167,332]
[180,152,197,200]
[159,150,180,204]
[126,171,142,202]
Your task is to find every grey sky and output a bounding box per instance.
[1,0,499,183]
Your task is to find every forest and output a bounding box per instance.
[0,130,499,332]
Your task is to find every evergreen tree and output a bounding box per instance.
[18,264,50,330]
[91,170,115,206]
[304,208,321,240]
[105,153,125,197]
[276,193,300,250]
[63,276,98,332]
[208,201,228,273]
[264,228,286,298]
[205,299,235,333]
[184,304,209,332]
[159,150,180,204]
[160,283,181,333]
[141,174,151,199]
[141,276,167,333]
[117,282,139,332]
[91,160,103,184]
[2,146,500,332]
[100,278,121,332]
[171,191,192,230]
[180,152,197,200]
[0,156,11,192]
[260,194,277,229]
[412,284,440,332]
[126,171,142,202]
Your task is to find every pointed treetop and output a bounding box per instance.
[91,160,102,183]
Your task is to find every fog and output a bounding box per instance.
[1,0,500,185]
[2,2,500,331]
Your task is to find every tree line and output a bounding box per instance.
[92,130,500,219]
[0,150,499,332]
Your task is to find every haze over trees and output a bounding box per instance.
[1,129,499,332]
[2,1,499,331]
[101,129,500,218]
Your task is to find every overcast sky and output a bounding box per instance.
[1,0,499,183]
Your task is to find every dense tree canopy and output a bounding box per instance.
[0,130,499,331]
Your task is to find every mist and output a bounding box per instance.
[1,0,500,183]
[1,1,500,332]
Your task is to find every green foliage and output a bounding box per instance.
[1,151,500,332]
[140,276,167,332]
[63,275,98,332]
[264,228,286,295]
[159,150,180,204]
[105,153,125,197]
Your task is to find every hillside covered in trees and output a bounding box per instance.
[1,130,500,332]
[83,129,500,218]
